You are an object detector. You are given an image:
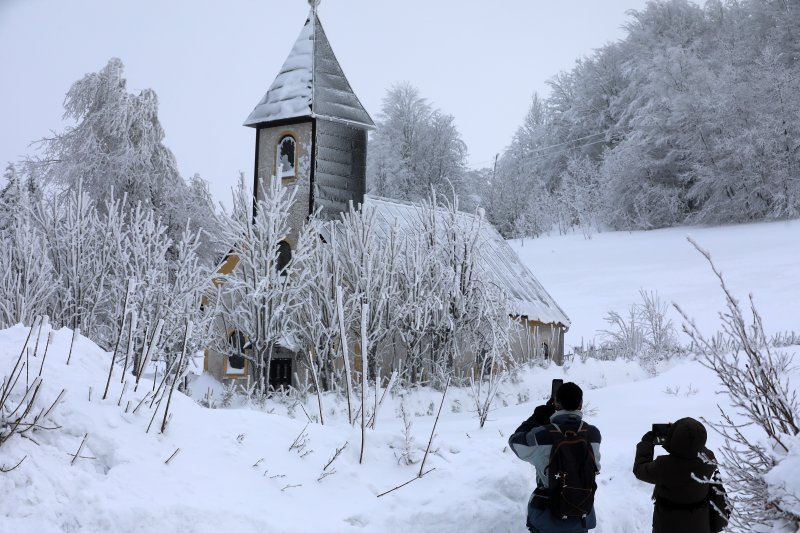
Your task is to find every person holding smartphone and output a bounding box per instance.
[633,417,727,532]
[509,381,601,533]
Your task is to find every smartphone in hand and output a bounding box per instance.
[551,379,563,401]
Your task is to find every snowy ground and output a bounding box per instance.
[1,219,798,532]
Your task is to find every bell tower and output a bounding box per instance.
[243,1,374,244]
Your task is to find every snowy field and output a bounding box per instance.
[1,219,799,532]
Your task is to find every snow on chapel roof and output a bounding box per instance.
[363,196,571,328]
[243,7,374,129]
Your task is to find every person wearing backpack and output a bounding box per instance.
[633,417,730,533]
[509,382,601,533]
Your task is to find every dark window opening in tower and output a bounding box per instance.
[228,330,247,370]
[277,135,297,179]
[276,241,292,272]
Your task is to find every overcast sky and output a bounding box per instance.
[0,0,651,205]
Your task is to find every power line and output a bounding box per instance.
[519,131,606,156]
[471,131,608,168]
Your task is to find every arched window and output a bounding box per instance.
[276,241,292,272]
[228,330,247,370]
[276,135,297,179]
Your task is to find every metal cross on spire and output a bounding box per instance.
[308,0,321,13]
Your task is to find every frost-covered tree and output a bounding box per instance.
[35,58,222,261]
[490,0,800,236]
[367,83,467,202]
[212,175,314,393]
[333,206,402,382]
[414,194,511,386]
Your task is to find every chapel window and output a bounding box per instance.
[276,135,297,179]
[276,241,292,273]
[228,330,247,370]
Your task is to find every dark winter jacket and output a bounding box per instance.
[633,417,718,533]
[509,410,602,532]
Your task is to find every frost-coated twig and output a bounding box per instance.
[121,311,138,381]
[369,370,397,429]
[359,302,369,465]
[117,380,128,407]
[103,280,133,400]
[146,399,162,434]
[32,315,47,359]
[149,356,179,409]
[297,402,312,423]
[323,442,348,471]
[0,456,26,473]
[71,433,88,465]
[288,423,310,452]
[135,319,164,392]
[376,468,436,498]
[336,286,353,424]
[305,351,324,426]
[419,377,449,478]
[132,391,153,414]
[37,332,54,378]
[164,448,180,465]
[66,327,79,365]
[1,319,38,407]
[281,484,302,491]
[160,320,192,434]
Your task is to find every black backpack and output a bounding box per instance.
[545,421,599,520]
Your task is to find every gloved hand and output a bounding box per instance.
[533,399,556,426]
[641,431,655,444]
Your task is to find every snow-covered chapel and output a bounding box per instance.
[204,2,570,387]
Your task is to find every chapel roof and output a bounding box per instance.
[243,7,374,129]
[361,196,571,328]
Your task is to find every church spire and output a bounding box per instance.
[243,5,373,129]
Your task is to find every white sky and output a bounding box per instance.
[0,0,650,205]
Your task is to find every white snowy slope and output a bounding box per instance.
[511,219,800,349]
[1,219,798,532]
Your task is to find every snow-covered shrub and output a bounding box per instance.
[0,319,63,471]
[0,169,54,328]
[677,239,800,531]
[599,289,681,370]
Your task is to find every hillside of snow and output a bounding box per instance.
[1,219,798,532]
[511,219,800,347]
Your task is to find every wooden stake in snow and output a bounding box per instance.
[335,286,353,424]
